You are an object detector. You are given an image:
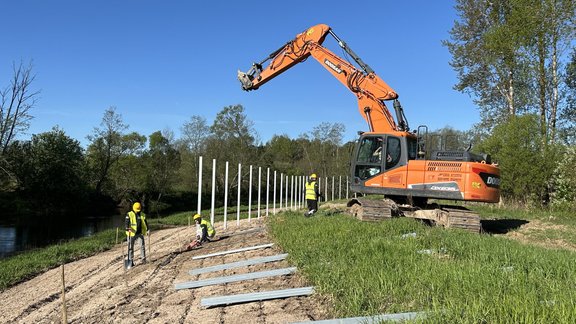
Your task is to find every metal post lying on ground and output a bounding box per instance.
[191,243,274,260]
[175,267,296,290]
[290,311,427,323]
[189,253,288,275]
[201,286,314,308]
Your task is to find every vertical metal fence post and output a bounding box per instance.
[266,168,270,216]
[197,156,203,215]
[211,159,216,225]
[339,175,342,200]
[249,165,253,221]
[273,170,277,215]
[291,175,294,210]
[325,177,328,202]
[257,167,262,218]
[279,173,283,210]
[224,161,229,229]
[332,176,335,201]
[285,175,289,210]
[237,163,241,226]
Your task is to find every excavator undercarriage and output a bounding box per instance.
[347,198,482,233]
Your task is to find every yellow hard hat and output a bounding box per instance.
[132,202,142,212]
[310,173,317,179]
[193,213,201,220]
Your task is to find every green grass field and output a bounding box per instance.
[269,208,576,323]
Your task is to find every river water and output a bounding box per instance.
[0,214,125,259]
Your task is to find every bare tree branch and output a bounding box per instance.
[0,61,40,155]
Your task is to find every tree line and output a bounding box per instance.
[0,93,351,219]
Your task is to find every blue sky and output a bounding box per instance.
[2,1,478,148]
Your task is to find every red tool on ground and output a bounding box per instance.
[180,239,202,253]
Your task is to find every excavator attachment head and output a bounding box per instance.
[237,70,254,90]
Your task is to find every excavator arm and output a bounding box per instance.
[238,24,409,133]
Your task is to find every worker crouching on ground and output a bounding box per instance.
[125,202,149,266]
[194,213,216,243]
[304,173,323,217]
[181,213,216,252]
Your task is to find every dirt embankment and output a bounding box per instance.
[0,218,331,324]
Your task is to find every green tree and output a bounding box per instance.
[144,130,181,213]
[299,122,347,177]
[446,0,575,143]
[263,134,303,175]
[86,107,145,196]
[9,127,87,215]
[560,48,576,144]
[444,0,529,127]
[208,104,259,163]
[479,114,558,205]
[176,115,211,192]
[551,145,576,209]
[107,132,147,203]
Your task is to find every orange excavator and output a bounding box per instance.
[238,24,500,232]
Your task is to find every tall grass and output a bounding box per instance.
[268,211,576,322]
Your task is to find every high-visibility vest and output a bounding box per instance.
[305,181,317,200]
[201,219,215,237]
[126,211,148,237]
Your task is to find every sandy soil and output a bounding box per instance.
[0,218,331,324]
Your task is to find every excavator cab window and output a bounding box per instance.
[385,137,401,169]
[407,137,418,160]
[355,136,383,180]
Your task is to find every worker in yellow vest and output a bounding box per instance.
[304,173,323,217]
[194,213,215,243]
[125,202,148,267]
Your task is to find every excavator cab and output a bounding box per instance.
[351,133,416,182]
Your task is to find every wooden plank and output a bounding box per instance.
[174,267,296,290]
[189,253,288,275]
[191,243,274,260]
[201,286,314,308]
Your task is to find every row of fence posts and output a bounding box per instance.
[195,156,352,230]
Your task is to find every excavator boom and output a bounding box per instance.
[238,24,408,133]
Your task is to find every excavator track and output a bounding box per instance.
[347,198,482,233]
[346,198,396,221]
[439,206,482,233]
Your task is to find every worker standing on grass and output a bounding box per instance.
[194,213,215,243]
[304,173,323,217]
[125,202,149,266]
